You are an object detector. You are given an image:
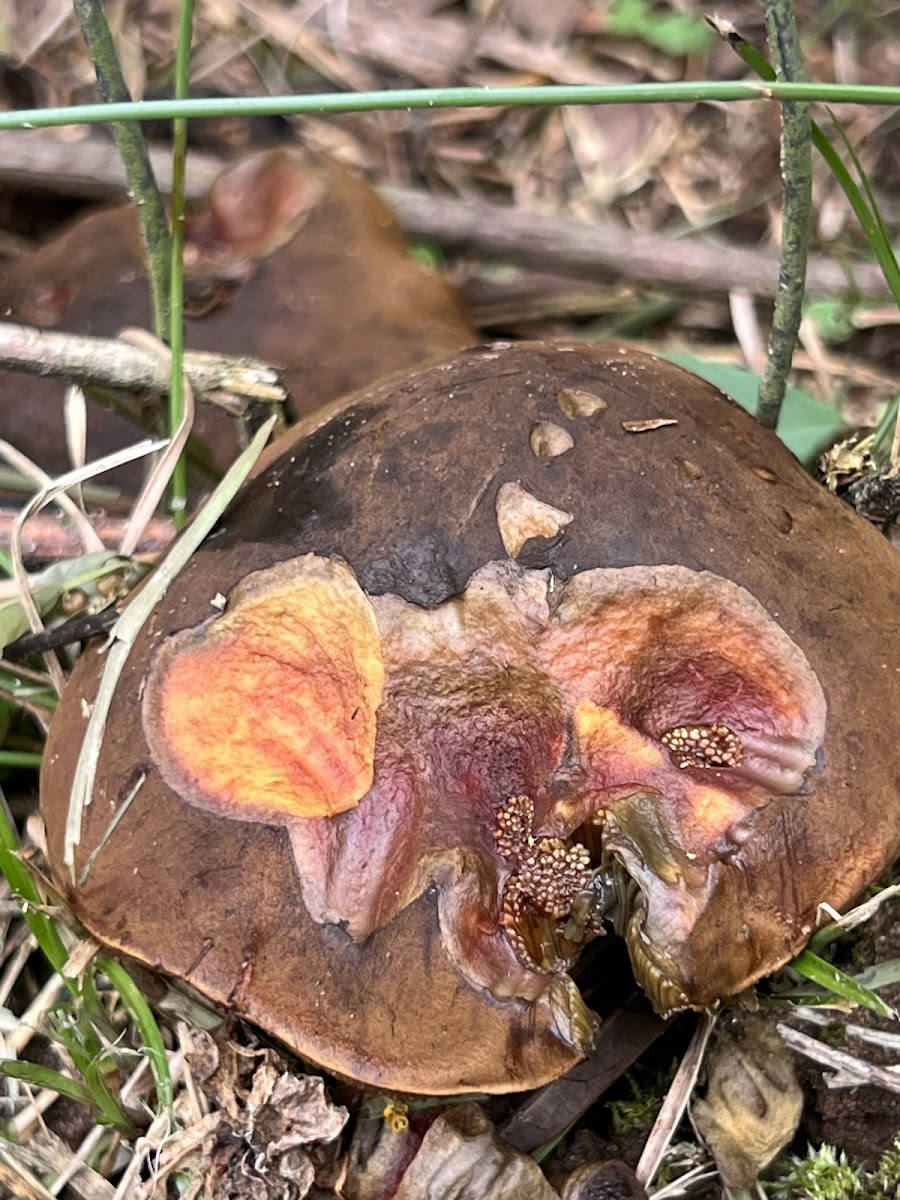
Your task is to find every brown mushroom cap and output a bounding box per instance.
[0,145,473,485]
[41,341,900,1094]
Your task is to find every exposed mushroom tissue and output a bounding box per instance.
[661,723,744,770]
[141,554,827,1022]
[40,341,900,1096]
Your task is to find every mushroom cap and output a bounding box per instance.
[0,145,473,485]
[41,341,900,1095]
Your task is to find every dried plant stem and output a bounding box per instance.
[0,1143,58,1200]
[0,510,174,560]
[636,1012,716,1187]
[777,1023,900,1095]
[757,0,812,430]
[0,131,888,299]
[72,0,171,336]
[0,322,285,408]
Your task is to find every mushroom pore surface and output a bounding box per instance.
[41,341,900,1095]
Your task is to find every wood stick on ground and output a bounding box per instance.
[0,130,888,300]
[0,509,174,560]
[499,998,671,1154]
[0,322,286,409]
[777,1023,900,1095]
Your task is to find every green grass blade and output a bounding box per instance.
[167,0,195,528]
[98,955,173,1110]
[0,751,42,769]
[0,83,897,134]
[79,1056,141,1135]
[0,788,70,976]
[791,950,896,1019]
[0,1059,95,1106]
[826,108,900,305]
[873,394,899,460]
[727,27,900,305]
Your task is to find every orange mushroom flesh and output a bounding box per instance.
[143,555,825,1031]
[143,556,383,822]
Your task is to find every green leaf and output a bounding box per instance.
[0,1059,95,1106]
[665,355,846,464]
[805,298,857,344]
[790,950,896,1019]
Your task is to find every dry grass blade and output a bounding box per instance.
[8,441,166,696]
[636,1012,716,1188]
[63,384,88,510]
[37,1124,111,1199]
[0,440,105,556]
[111,1108,176,1200]
[7,1128,115,1200]
[0,1142,59,1200]
[650,1161,719,1198]
[79,773,145,885]
[5,970,68,1056]
[815,883,900,942]
[116,331,195,559]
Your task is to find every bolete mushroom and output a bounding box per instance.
[41,341,900,1094]
[0,145,473,483]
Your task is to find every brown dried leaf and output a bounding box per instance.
[691,1016,803,1189]
[392,1104,557,1200]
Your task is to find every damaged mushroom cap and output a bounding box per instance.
[41,342,900,1095]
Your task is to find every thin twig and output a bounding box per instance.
[0,322,285,408]
[757,0,813,429]
[72,0,171,335]
[777,1023,900,1094]
[0,511,174,560]
[0,130,887,299]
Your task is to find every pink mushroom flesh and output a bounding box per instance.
[143,555,826,1031]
